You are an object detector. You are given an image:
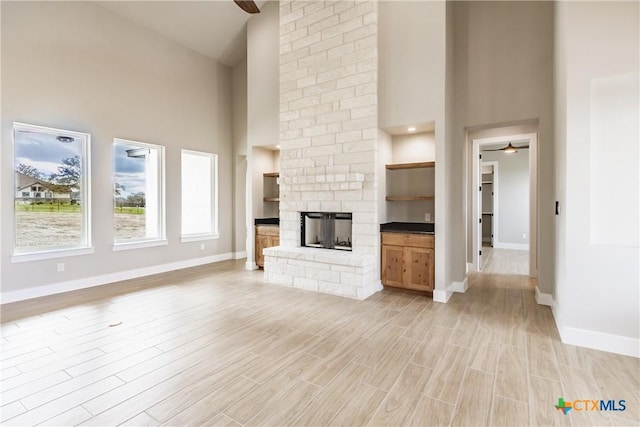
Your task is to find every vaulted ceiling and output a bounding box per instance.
[97,1,268,67]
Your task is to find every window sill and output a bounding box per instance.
[113,239,168,252]
[12,247,95,263]
[180,233,220,243]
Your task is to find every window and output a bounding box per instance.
[13,122,91,259]
[113,139,165,248]
[181,150,218,241]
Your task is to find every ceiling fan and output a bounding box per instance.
[483,142,529,154]
[234,0,260,14]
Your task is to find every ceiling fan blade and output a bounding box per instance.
[234,0,260,14]
[483,142,530,152]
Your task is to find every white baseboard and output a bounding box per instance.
[451,277,469,293]
[434,278,469,303]
[1,253,234,304]
[552,304,639,358]
[535,286,554,306]
[233,251,247,260]
[494,242,529,250]
[357,280,383,300]
[561,327,639,358]
[432,288,452,303]
[434,280,460,303]
[466,263,474,274]
[245,261,258,271]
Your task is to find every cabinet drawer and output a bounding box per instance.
[381,232,434,248]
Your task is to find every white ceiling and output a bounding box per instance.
[97,0,267,67]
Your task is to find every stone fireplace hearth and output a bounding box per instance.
[263,0,382,299]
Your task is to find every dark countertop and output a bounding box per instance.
[380,222,434,234]
[255,217,279,226]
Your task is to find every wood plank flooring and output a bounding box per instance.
[1,260,639,426]
[481,246,529,276]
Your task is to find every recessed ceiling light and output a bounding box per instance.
[407,127,416,132]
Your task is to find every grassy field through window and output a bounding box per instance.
[15,203,146,247]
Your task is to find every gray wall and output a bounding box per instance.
[482,150,529,247]
[378,1,449,295]
[378,1,447,128]
[247,0,279,148]
[232,59,248,254]
[554,1,639,352]
[453,1,554,291]
[1,1,233,294]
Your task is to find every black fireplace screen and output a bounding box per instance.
[301,212,352,251]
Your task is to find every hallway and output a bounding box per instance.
[481,245,530,276]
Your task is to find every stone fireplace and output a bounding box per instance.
[263,0,382,299]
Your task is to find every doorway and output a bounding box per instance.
[480,161,498,255]
[471,133,537,277]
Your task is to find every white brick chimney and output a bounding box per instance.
[263,0,382,299]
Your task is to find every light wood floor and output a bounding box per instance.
[1,260,638,426]
[481,246,529,276]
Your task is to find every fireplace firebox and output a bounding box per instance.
[301,212,352,251]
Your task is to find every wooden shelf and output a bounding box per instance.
[263,197,280,202]
[386,161,435,170]
[386,195,435,201]
[263,172,279,178]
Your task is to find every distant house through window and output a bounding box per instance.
[12,122,91,259]
[181,150,218,241]
[113,139,166,248]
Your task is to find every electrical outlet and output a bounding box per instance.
[522,233,527,240]
[425,213,431,222]
[200,243,205,250]
[57,263,65,272]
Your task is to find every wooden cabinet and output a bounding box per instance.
[381,232,434,292]
[255,225,279,268]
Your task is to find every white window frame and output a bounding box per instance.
[112,138,166,251]
[11,122,93,263]
[180,149,219,242]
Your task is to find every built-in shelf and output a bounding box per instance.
[482,181,493,184]
[385,161,435,203]
[386,161,435,170]
[386,195,435,201]
[263,172,279,204]
[482,212,493,215]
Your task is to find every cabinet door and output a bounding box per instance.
[381,244,404,287]
[270,235,280,247]
[403,247,434,291]
[255,235,269,268]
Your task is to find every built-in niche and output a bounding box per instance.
[381,127,436,223]
[251,146,280,219]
